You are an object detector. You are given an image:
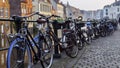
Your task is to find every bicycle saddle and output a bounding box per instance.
[63,29,74,33]
[37,18,46,24]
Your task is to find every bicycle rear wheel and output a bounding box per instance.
[7,38,32,68]
[65,33,79,58]
[77,37,84,50]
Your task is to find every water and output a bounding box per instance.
[0,34,9,68]
[0,50,7,68]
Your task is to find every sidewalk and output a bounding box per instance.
[74,30,120,68]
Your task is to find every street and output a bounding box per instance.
[51,29,120,68]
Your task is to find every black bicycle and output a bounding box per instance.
[68,19,89,50]
[7,12,54,68]
[37,15,79,58]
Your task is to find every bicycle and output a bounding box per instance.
[37,15,79,58]
[7,12,54,68]
[68,19,90,50]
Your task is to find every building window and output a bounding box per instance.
[3,0,5,2]
[0,8,2,17]
[40,4,42,11]
[117,8,119,12]
[43,5,45,12]
[105,9,108,15]
[106,13,108,15]
[106,9,108,12]
[44,0,47,2]
[44,5,46,12]
[5,8,8,17]
[40,3,51,13]
[0,7,4,17]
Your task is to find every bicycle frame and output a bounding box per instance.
[26,29,40,57]
[46,24,62,46]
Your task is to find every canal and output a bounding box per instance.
[0,34,9,68]
[0,20,35,68]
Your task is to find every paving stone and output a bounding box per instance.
[73,30,120,68]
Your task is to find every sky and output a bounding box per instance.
[60,0,115,10]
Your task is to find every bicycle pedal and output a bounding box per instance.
[44,50,49,53]
[17,60,23,63]
[77,40,80,43]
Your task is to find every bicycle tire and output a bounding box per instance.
[88,36,92,44]
[7,38,32,68]
[77,38,84,50]
[38,36,53,68]
[76,33,84,50]
[65,33,79,58]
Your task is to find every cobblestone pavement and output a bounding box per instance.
[73,30,120,68]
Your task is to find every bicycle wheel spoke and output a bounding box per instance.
[43,58,50,65]
[65,34,79,58]
[7,39,32,68]
[38,36,53,68]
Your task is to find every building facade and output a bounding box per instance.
[103,0,120,19]
[0,0,10,34]
[65,2,81,19]
[21,0,33,30]
[82,9,103,21]
[82,11,93,21]
[32,0,39,21]
[0,0,10,67]
[95,9,103,20]
[39,0,52,16]
[21,0,33,16]
[57,3,64,19]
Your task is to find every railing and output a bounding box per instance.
[0,18,37,51]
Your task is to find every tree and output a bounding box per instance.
[9,0,21,16]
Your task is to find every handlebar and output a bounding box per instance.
[12,11,61,20]
[11,12,61,25]
[36,13,61,24]
[36,13,61,19]
[47,15,61,19]
[12,12,41,20]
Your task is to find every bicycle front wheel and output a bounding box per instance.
[77,38,84,50]
[7,38,32,68]
[39,36,53,68]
